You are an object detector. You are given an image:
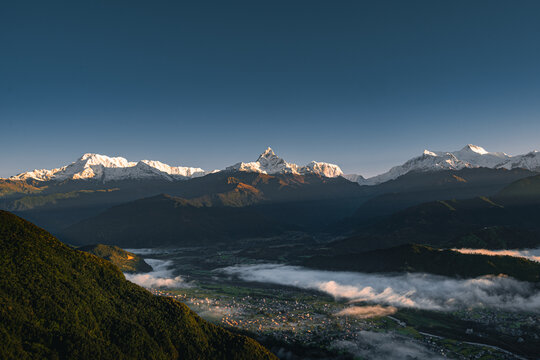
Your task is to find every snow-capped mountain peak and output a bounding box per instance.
[303,161,344,178]
[77,153,135,168]
[255,147,291,173]
[460,144,489,155]
[450,145,509,168]
[257,147,277,160]
[227,148,294,174]
[226,148,343,178]
[499,150,540,171]
[139,160,206,178]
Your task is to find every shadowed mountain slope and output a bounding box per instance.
[334,174,540,252]
[4,171,364,233]
[496,173,540,204]
[61,194,289,247]
[349,167,536,223]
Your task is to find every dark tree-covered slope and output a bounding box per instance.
[61,194,289,247]
[0,211,276,360]
[5,171,364,233]
[337,192,540,252]
[347,168,537,224]
[303,243,540,282]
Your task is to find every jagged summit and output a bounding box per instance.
[74,153,136,168]
[423,150,438,156]
[257,147,277,160]
[227,148,344,178]
[461,144,489,155]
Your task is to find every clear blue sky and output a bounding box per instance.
[1,0,540,177]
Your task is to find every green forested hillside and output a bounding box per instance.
[0,211,276,360]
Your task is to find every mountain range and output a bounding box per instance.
[2,145,540,250]
[55,170,540,250]
[6,145,540,185]
[346,144,540,185]
[7,147,343,183]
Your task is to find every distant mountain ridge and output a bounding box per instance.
[6,144,540,185]
[346,144,540,185]
[1,159,361,234]
[6,148,344,182]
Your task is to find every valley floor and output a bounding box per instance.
[125,246,539,360]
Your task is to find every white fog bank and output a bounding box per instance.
[221,264,540,312]
[124,259,190,288]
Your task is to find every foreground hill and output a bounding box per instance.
[303,244,540,282]
[78,244,152,273]
[0,211,276,359]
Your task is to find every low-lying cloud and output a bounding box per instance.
[453,248,540,262]
[221,264,540,312]
[124,248,177,255]
[124,259,190,288]
[335,305,397,319]
[196,306,238,322]
[332,331,445,360]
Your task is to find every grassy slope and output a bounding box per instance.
[0,179,44,198]
[0,211,276,360]
[77,244,153,273]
